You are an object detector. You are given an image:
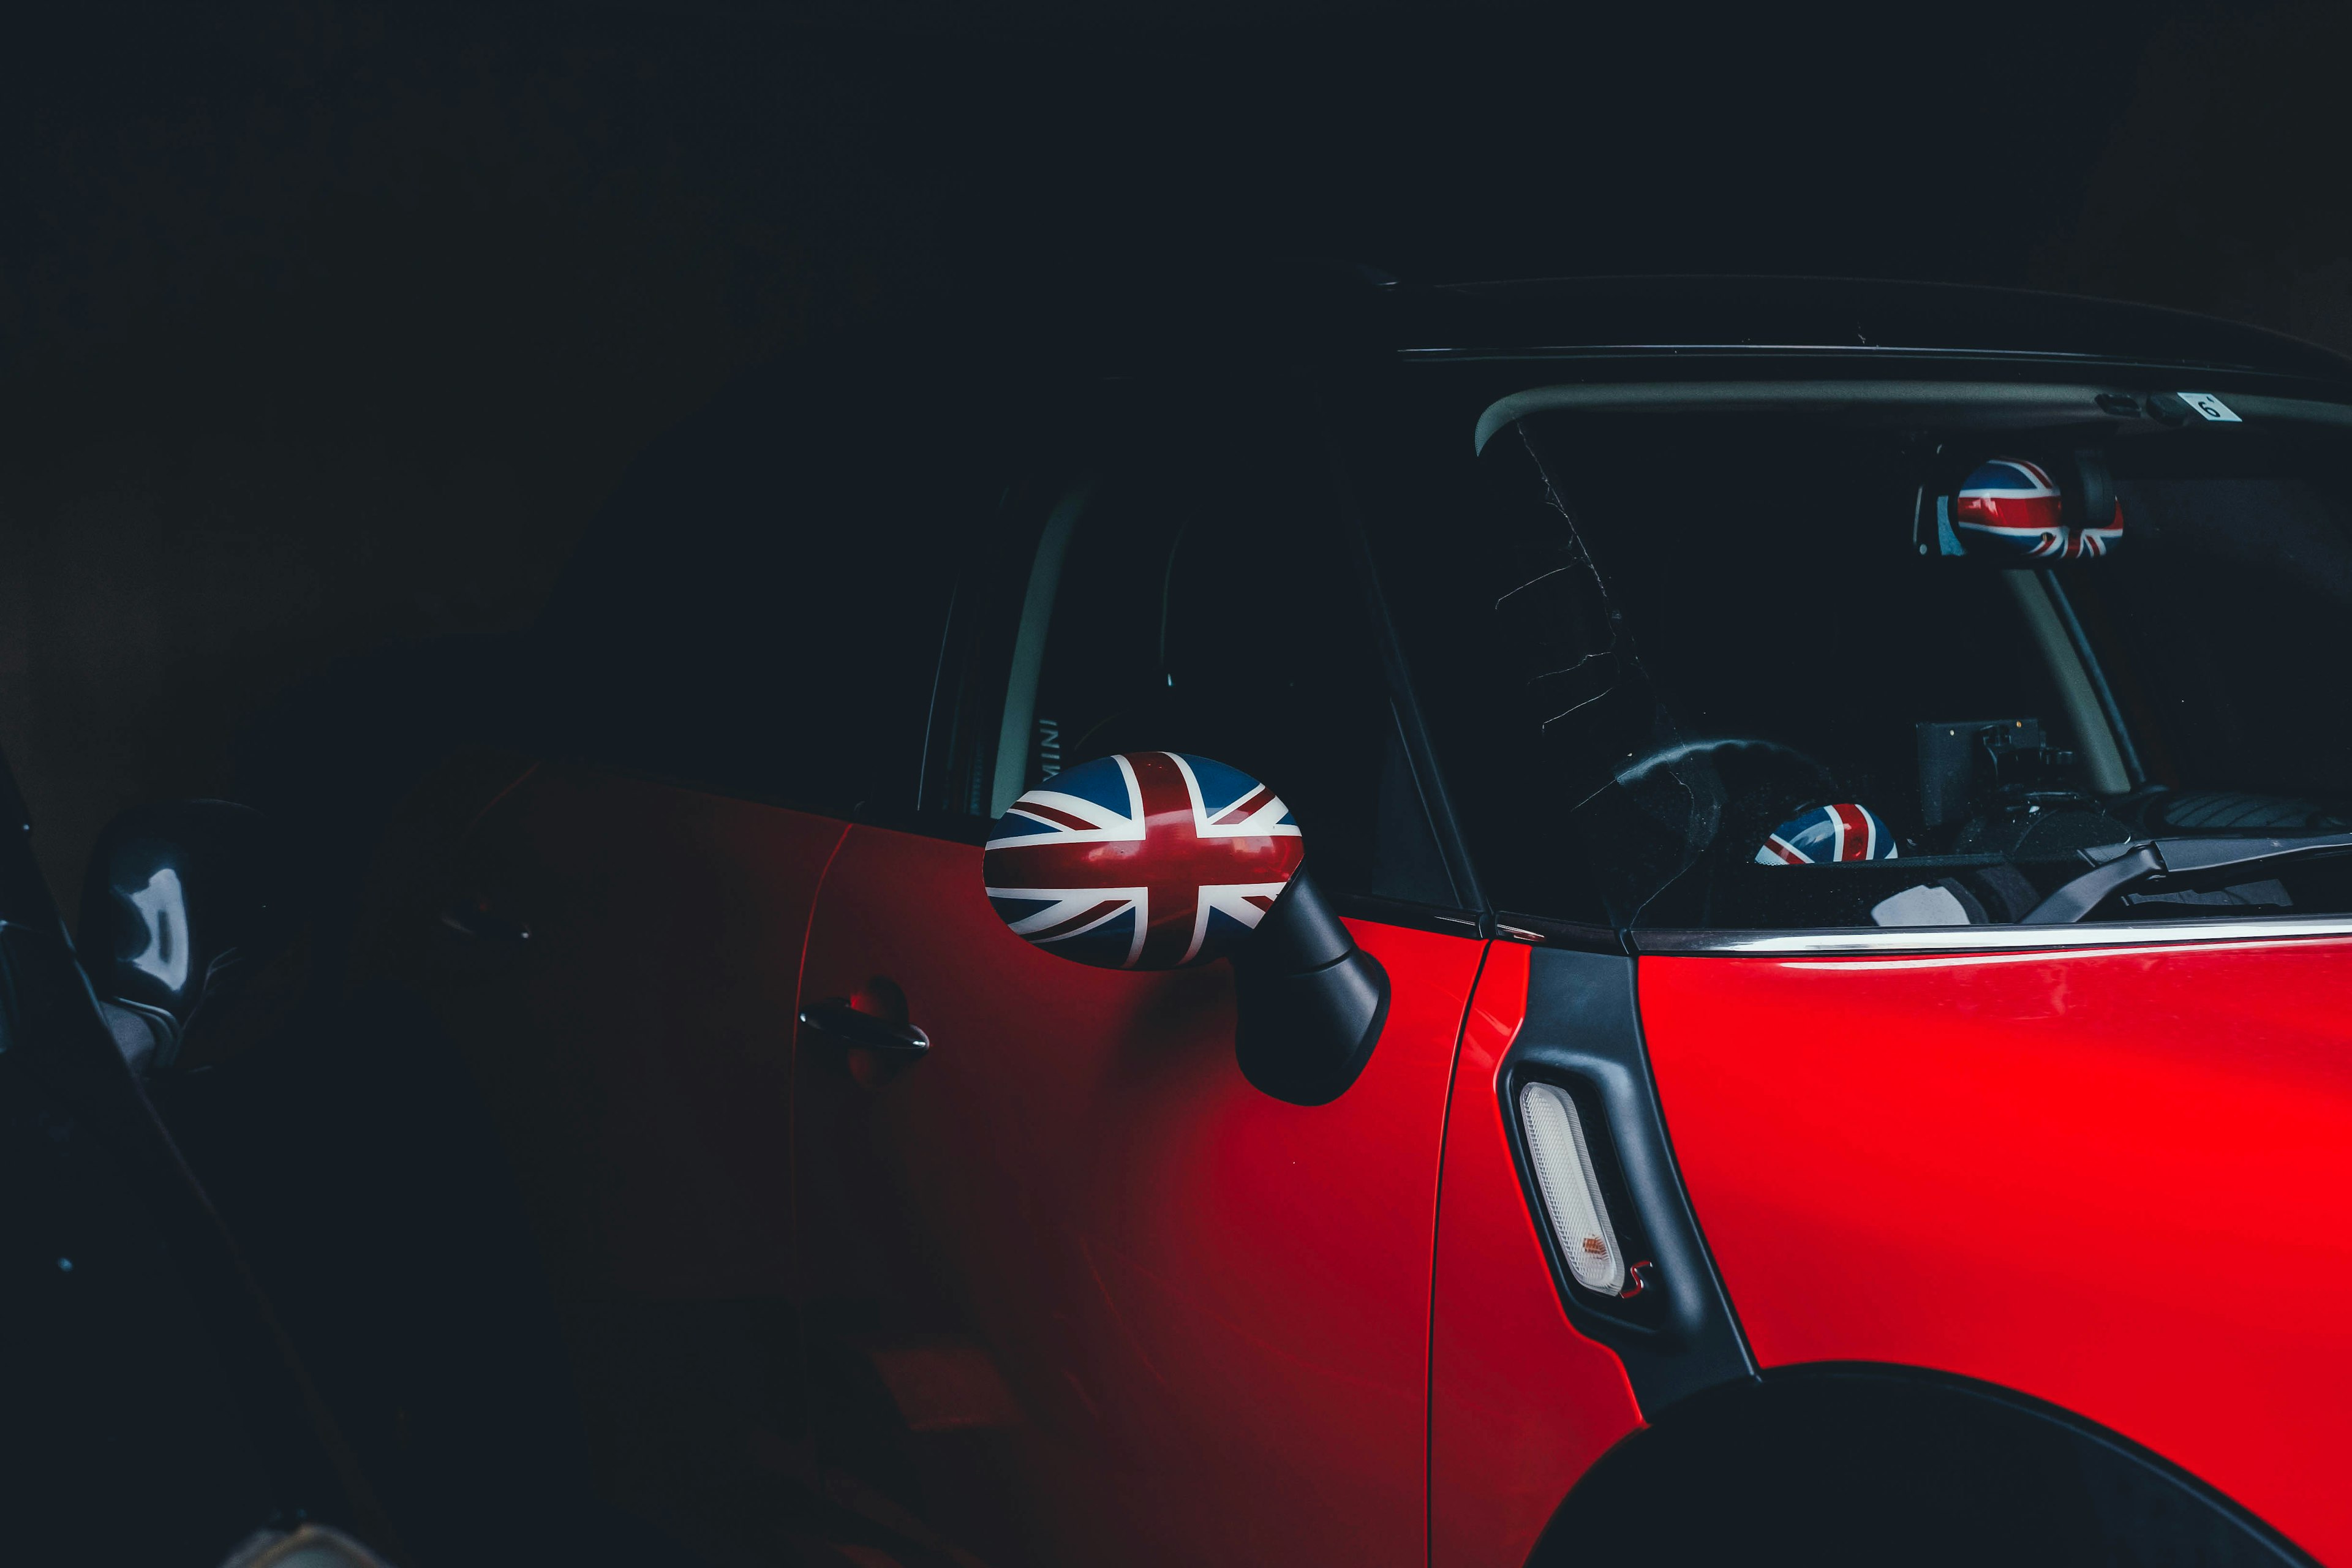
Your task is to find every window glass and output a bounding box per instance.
[1020,398,1456,907]
[1382,389,2352,930]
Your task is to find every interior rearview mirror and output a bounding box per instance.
[982,750,1390,1105]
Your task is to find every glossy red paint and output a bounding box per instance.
[1641,939,2352,1563]
[796,824,1483,1567]
[1429,939,1645,1568]
[436,763,842,1297]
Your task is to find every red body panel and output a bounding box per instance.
[446,764,842,1297]
[1641,939,2352,1563]
[1429,940,1645,1568]
[796,824,1483,1567]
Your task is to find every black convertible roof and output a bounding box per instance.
[1367,274,2352,384]
[760,268,2352,399]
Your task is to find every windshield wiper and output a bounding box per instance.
[2023,832,2352,924]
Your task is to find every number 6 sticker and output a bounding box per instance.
[2177,391,2242,422]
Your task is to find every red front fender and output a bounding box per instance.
[1640,936,2352,1562]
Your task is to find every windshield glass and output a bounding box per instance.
[1382,382,2352,931]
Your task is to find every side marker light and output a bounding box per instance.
[1518,1080,1627,1297]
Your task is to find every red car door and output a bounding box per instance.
[390,356,990,1548]
[791,380,1488,1566]
[428,762,838,1300]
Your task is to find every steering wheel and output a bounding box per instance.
[1616,736,1842,860]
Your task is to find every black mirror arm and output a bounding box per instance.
[1231,868,1390,1106]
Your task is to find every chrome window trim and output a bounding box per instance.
[1634,916,2352,957]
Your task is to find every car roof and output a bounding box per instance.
[1361,274,2352,385]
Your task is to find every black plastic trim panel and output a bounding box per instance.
[1499,946,1755,1414]
[1492,909,1626,954]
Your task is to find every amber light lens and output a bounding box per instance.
[1518,1080,1626,1296]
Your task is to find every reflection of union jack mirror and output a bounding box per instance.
[982,752,1306,970]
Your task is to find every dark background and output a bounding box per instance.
[4,0,2347,911]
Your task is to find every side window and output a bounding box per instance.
[1005,390,1457,907]
[530,360,986,816]
[1357,390,1626,927]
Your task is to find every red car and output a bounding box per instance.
[390,274,2351,1566]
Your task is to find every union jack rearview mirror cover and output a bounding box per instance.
[982,752,1305,970]
[1946,456,2124,560]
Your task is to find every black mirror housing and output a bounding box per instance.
[1231,869,1391,1106]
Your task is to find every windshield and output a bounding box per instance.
[1381,380,2352,932]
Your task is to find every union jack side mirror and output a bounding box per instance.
[982,752,1389,1105]
[982,751,1303,971]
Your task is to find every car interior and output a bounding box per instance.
[1440,388,2352,930]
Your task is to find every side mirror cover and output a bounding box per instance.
[983,750,1389,1105]
[78,799,303,1073]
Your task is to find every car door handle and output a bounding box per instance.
[799,997,931,1058]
